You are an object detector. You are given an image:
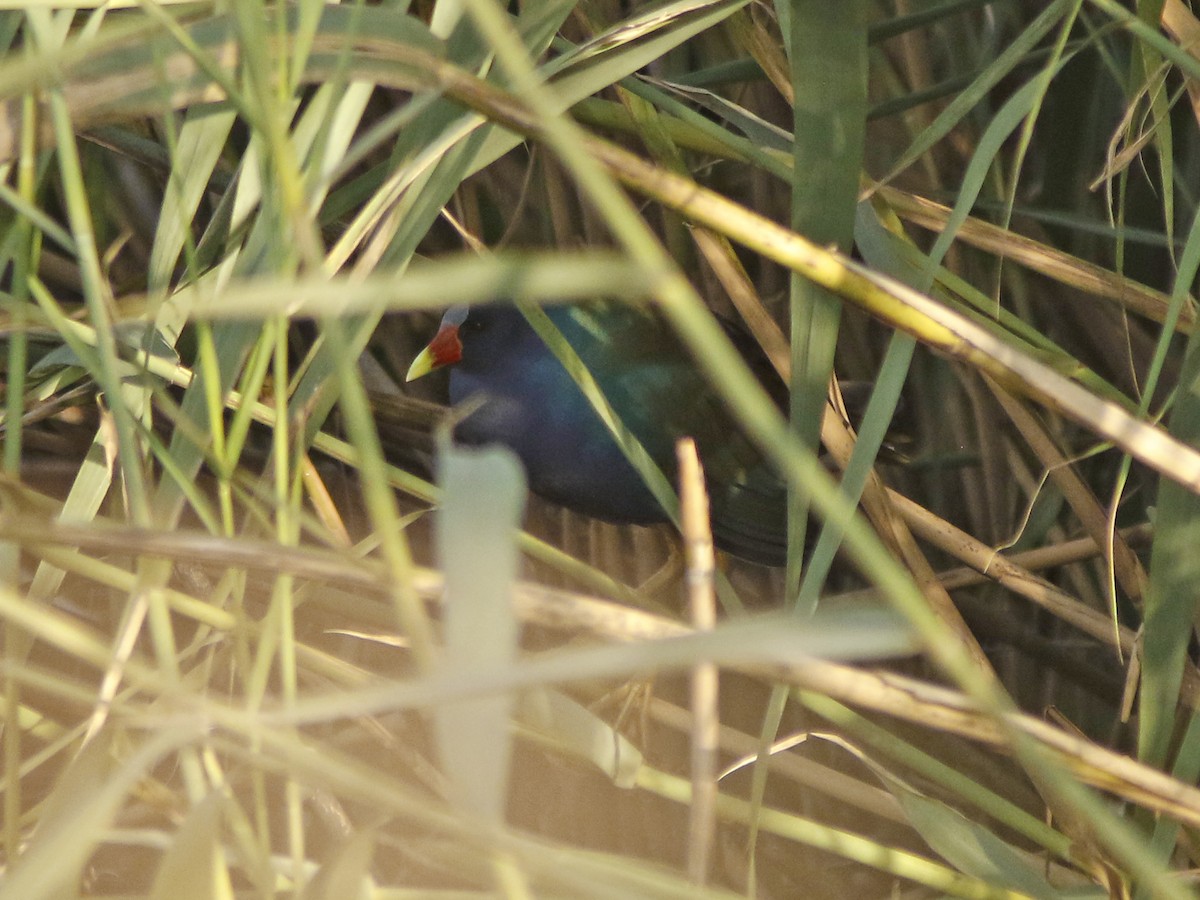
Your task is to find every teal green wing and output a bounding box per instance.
[555,302,789,566]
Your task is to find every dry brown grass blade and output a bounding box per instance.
[986,379,1147,605]
[678,439,718,885]
[886,489,1136,656]
[1163,0,1200,124]
[497,576,1200,830]
[648,697,908,826]
[876,185,1192,331]
[677,210,993,672]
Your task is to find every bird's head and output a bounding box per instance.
[406,305,544,384]
[405,306,469,381]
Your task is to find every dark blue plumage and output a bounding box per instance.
[408,302,789,566]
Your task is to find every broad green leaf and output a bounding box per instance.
[433,438,526,819]
[0,727,185,900]
[148,792,235,900]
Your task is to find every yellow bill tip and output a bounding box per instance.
[405,346,438,382]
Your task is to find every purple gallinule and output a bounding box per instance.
[407,302,791,565]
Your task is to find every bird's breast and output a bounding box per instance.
[449,370,666,525]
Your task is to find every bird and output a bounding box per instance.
[405,301,796,566]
